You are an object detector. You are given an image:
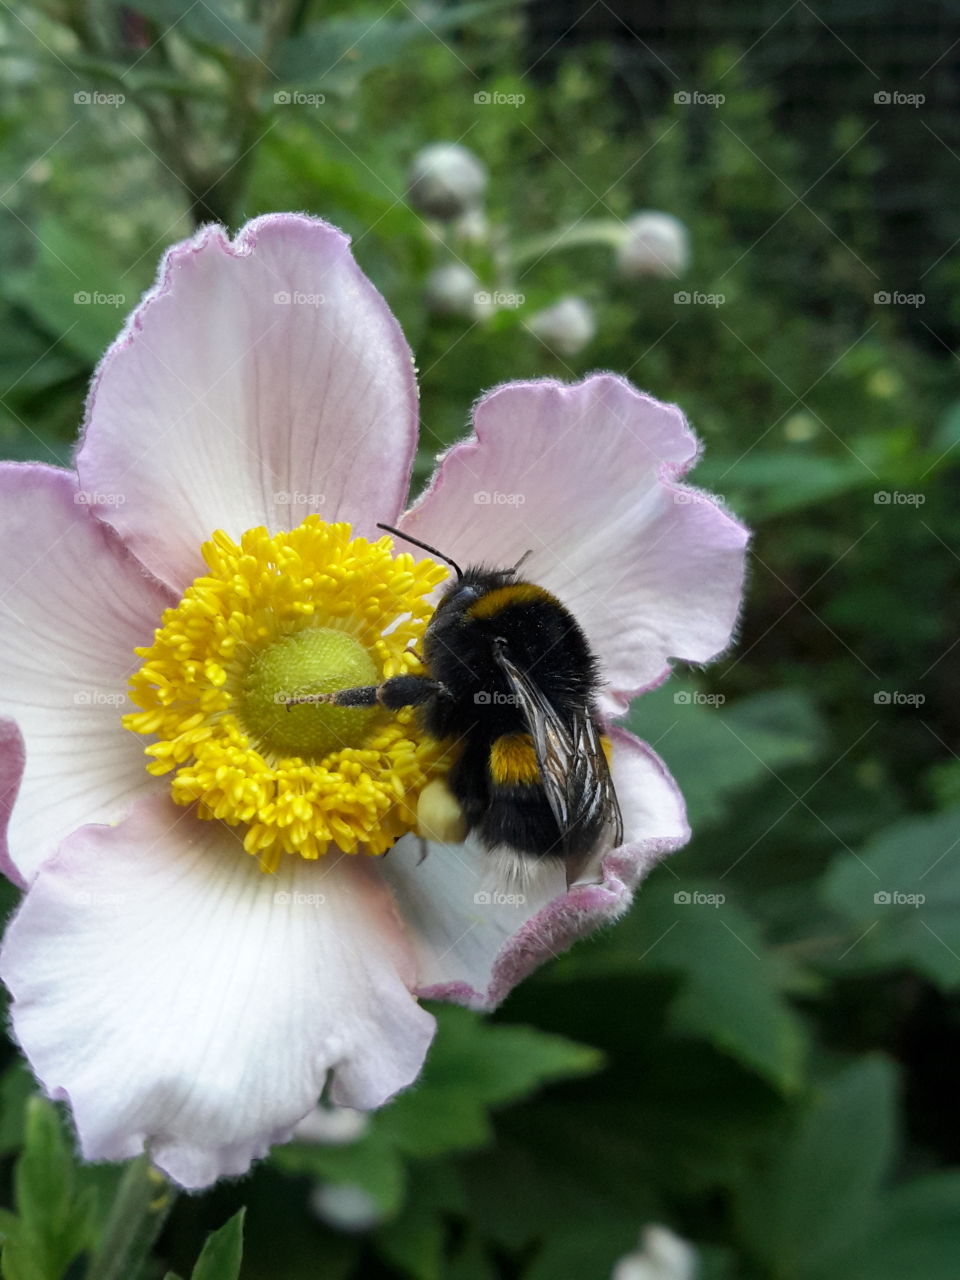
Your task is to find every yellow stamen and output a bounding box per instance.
[124,518,450,869]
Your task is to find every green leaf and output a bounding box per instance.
[735,1057,897,1279]
[850,1173,960,1280]
[374,1203,445,1280]
[698,449,870,520]
[272,1008,601,1215]
[276,5,508,95]
[123,0,261,58]
[1,1098,92,1280]
[653,887,806,1090]
[4,219,150,364]
[382,1007,602,1158]
[85,1155,176,1280]
[823,806,960,987]
[191,1207,246,1280]
[628,685,825,829]
[567,876,806,1090]
[272,1129,408,1216]
[0,1065,35,1158]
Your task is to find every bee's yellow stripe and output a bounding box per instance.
[489,733,541,787]
[466,582,557,620]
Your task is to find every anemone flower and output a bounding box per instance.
[0,214,747,1189]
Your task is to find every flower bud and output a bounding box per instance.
[310,1182,384,1232]
[424,263,483,319]
[408,143,488,220]
[292,1103,369,1146]
[617,212,690,279]
[526,296,596,356]
[611,1224,698,1280]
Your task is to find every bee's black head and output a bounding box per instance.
[438,564,519,612]
[376,524,535,610]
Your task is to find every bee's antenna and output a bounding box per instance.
[511,549,533,576]
[376,522,463,580]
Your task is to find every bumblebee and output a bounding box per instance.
[291,523,623,885]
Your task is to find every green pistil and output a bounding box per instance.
[240,628,379,759]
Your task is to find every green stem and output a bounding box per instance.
[510,218,627,266]
[87,1153,178,1280]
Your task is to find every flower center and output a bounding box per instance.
[124,518,449,871]
[239,628,379,759]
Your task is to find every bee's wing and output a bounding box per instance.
[569,709,624,861]
[492,641,623,884]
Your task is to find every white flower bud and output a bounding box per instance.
[611,1224,699,1280]
[526,296,596,356]
[310,1182,384,1232]
[425,263,483,319]
[291,1103,369,1146]
[617,212,690,279]
[408,143,487,220]
[453,206,490,245]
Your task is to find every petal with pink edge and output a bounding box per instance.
[0,464,173,884]
[0,718,25,887]
[0,795,435,1190]
[78,214,418,593]
[400,375,748,712]
[380,728,688,1010]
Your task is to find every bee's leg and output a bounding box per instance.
[416,835,429,867]
[284,674,441,711]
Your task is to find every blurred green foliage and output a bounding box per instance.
[0,1,958,1277]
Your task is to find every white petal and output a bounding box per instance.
[0,464,173,882]
[1,795,435,1189]
[78,214,419,593]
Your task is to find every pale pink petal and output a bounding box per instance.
[78,214,418,593]
[380,728,688,1009]
[0,464,173,883]
[0,794,435,1190]
[400,375,748,713]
